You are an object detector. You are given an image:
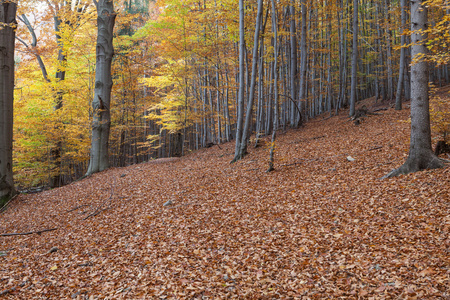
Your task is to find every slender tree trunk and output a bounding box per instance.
[86,0,116,175]
[268,0,279,172]
[385,0,394,100]
[0,0,16,205]
[384,0,443,178]
[395,0,407,110]
[298,0,307,125]
[349,0,358,117]
[232,0,245,162]
[235,0,264,161]
[289,1,298,126]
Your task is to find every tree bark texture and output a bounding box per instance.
[267,0,278,172]
[298,0,307,124]
[86,0,116,175]
[232,0,246,163]
[0,0,16,204]
[384,0,443,178]
[395,0,407,110]
[349,0,358,117]
[236,0,263,161]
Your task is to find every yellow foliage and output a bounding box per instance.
[430,85,450,142]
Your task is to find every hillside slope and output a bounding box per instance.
[1,104,449,299]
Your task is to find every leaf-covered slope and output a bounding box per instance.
[1,105,449,299]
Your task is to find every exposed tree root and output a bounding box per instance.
[382,154,444,179]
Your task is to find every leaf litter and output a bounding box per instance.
[0,104,449,299]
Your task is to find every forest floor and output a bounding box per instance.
[1,96,449,299]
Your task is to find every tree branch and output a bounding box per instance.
[0,228,57,237]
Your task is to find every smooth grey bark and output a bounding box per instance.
[86,0,116,175]
[298,0,307,125]
[267,0,278,172]
[395,0,407,110]
[232,0,245,163]
[384,0,443,178]
[349,0,358,117]
[0,0,17,205]
[289,2,298,126]
[16,15,50,82]
[384,0,394,100]
[234,0,263,161]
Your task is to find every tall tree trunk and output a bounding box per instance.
[349,0,358,117]
[232,0,246,162]
[384,0,443,178]
[86,0,116,175]
[395,0,407,110]
[0,0,16,205]
[267,0,279,172]
[233,0,245,162]
[235,0,264,161]
[298,0,307,125]
[289,1,298,126]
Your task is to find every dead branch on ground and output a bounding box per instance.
[83,179,115,221]
[0,228,57,237]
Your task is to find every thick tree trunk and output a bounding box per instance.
[384,0,443,178]
[86,0,116,175]
[0,1,17,205]
[349,0,358,117]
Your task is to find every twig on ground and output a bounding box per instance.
[83,178,116,221]
[0,228,57,237]
[65,204,90,213]
[368,146,383,151]
[0,282,26,296]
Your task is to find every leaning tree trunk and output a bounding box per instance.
[0,0,17,205]
[86,0,116,176]
[383,0,443,178]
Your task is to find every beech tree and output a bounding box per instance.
[0,0,16,205]
[395,0,407,110]
[349,0,358,117]
[234,0,264,161]
[232,0,245,163]
[86,0,116,175]
[384,0,443,178]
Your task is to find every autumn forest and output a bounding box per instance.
[0,0,449,298]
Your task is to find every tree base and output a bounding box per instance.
[0,191,15,210]
[382,154,444,178]
[231,151,248,163]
